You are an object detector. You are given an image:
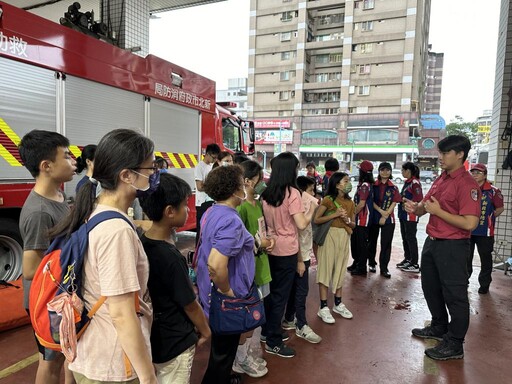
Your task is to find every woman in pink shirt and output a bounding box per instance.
[260,152,315,358]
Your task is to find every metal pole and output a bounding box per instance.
[350,140,354,172]
[279,121,282,154]
[261,150,267,170]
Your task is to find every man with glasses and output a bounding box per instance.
[468,163,505,294]
[195,143,221,244]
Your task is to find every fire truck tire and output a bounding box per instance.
[0,218,24,282]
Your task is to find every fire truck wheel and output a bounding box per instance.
[0,218,24,282]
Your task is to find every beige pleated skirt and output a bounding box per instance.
[316,226,351,293]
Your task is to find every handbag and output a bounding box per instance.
[209,283,266,335]
[312,196,341,246]
[312,218,333,246]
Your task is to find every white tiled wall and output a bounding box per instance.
[489,0,512,259]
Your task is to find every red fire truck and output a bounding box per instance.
[0,2,254,282]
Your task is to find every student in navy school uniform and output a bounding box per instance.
[368,162,402,278]
[397,162,423,273]
[349,160,374,276]
[467,163,505,294]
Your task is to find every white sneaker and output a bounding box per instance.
[317,307,335,324]
[232,357,268,378]
[332,303,353,319]
[296,324,322,344]
[248,354,267,368]
[281,318,296,330]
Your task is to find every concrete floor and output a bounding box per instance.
[1,216,511,384]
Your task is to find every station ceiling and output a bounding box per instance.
[2,0,226,13]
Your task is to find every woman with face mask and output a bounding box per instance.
[50,129,158,384]
[313,172,356,324]
[195,165,256,384]
[212,151,234,169]
[231,160,274,378]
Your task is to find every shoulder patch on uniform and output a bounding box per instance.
[471,188,478,201]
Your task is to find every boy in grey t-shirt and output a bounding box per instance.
[18,130,76,384]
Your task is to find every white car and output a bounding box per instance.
[391,169,404,183]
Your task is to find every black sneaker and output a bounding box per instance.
[260,331,290,343]
[347,263,356,272]
[369,266,377,273]
[351,269,367,276]
[265,343,295,358]
[401,264,420,273]
[411,326,445,341]
[478,287,489,294]
[425,336,464,361]
[396,259,409,268]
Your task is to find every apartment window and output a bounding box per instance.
[280,71,295,81]
[282,0,292,2]
[306,91,340,103]
[315,54,329,64]
[361,21,373,31]
[358,85,370,95]
[359,64,371,74]
[329,53,342,63]
[349,86,355,94]
[315,72,342,82]
[350,64,357,73]
[281,11,293,22]
[348,106,369,114]
[281,51,291,60]
[317,13,342,26]
[281,32,292,41]
[305,108,340,115]
[360,43,373,53]
[279,91,289,100]
[363,0,375,10]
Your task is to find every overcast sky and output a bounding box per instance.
[149,0,501,123]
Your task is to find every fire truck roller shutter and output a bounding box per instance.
[0,58,58,281]
[148,98,201,192]
[63,75,145,198]
[0,57,57,181]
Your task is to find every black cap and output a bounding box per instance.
[378,162,392,171]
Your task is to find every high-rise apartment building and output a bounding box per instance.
[248,0,431,169]
[216,78,249,118]
[423,49,444,115]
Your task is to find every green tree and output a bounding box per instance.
[445,115,478,143]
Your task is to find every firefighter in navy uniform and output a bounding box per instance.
[468,163,505,294]
[405,135,480,361]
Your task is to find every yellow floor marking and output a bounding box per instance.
[0,353,38,380]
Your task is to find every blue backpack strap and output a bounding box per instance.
[86,211,135,233]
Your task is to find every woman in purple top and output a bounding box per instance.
[196,165,255,384]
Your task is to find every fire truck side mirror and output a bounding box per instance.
[249,121,255,142]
